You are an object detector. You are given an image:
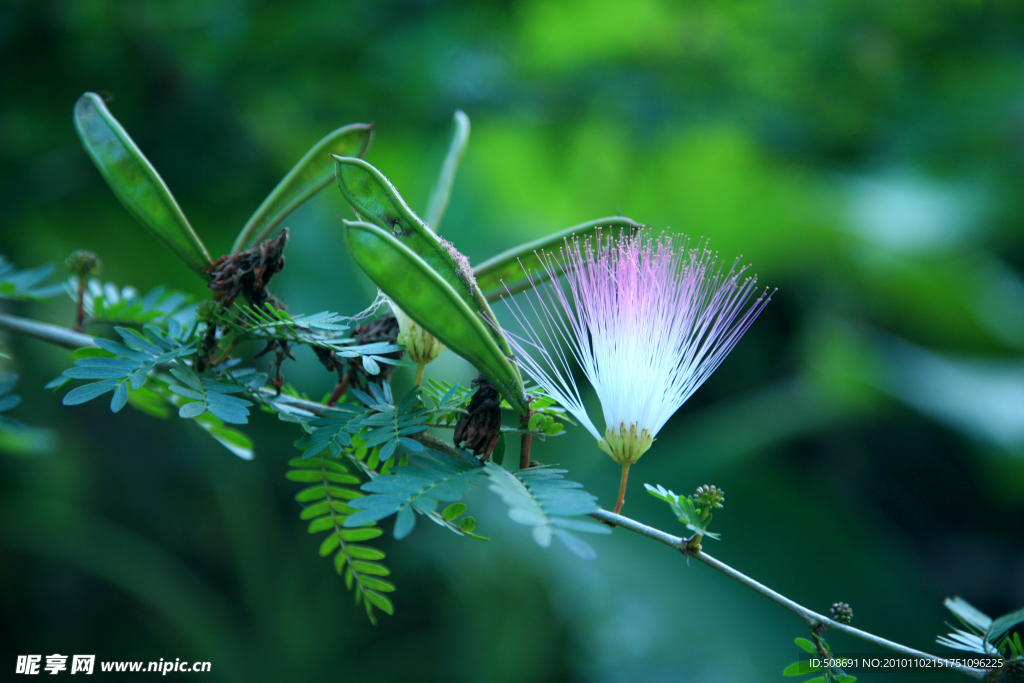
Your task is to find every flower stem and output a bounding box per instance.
[414,363,425,387]
[326,373,351,406]
[613,462,630,514]
[74,275,86,332]
[518,406,534,469]
[519,432,532,469]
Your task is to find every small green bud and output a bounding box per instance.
[391,301,445,366]
[694,485,725,510]
[830,602,853,625]
[65,250,101,278]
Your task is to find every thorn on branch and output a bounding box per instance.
[270,342,294,395]
[254,340,278,359]
[315,346,349,406]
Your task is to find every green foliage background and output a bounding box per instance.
[2,1,1023,680]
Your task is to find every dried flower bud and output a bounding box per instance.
[208,229,288,307]
[65,250,100,278]
[830,602,853,624]
[453,374,501,458]
[694,485,725,510]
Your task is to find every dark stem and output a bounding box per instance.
[613,462,630,514]
[74,276,86,332]
[519,432,532,469]
[519,406,534,469]
[326,372,351,407]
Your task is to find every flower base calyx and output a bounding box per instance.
[598,423,653,465]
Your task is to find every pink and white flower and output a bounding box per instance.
[503,229,772,512]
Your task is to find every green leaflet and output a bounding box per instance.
[285,455,392,624]
[232,123,375,253]
[73,93,213,276]
[473,215,642,301]
[345,450,487,540]
[342,220,529,416]
[0,257,64,301]
[333,157,521,377]
[944,596,993,632]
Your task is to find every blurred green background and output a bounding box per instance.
[2,0,1023,681]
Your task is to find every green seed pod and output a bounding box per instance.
[472,216,642,302]
[232,122,375,253]
[333,156,520,372]
[73,92,213,276]
[342,219,529,416]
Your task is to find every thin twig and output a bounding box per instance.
[589,509,988,680]
[0,313,98,349]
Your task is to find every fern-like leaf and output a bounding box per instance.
[219,303,407,374]
[351,383,429,461]
[286,454,394,623]
[484,462,610,559]
[294,403,367,458]
[60,324,195,412]
[936,628,1000,655]
[167,364,254,424]
[421,379,475,426]
[645,483,721,540]
[76,365,257,460]
[345,450,486,539]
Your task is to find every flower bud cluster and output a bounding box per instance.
[830,602,854,624]
[694,485,725,510]
[65,250,100,278]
